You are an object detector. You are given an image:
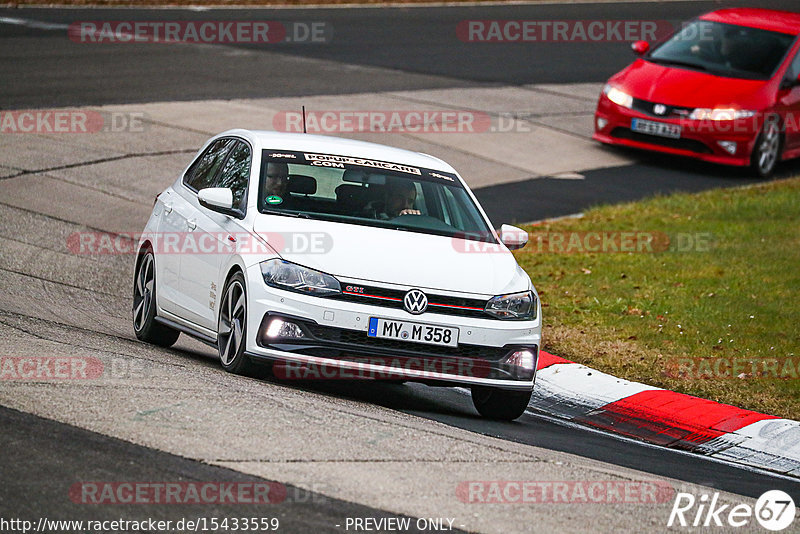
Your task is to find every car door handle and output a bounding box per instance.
[187,219,197,230]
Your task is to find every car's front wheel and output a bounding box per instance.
[218,272,256,375]
[471,386,532,421]
[132,248,180,347]
[751,119,781,178]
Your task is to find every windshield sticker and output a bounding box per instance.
[303,153,422,175]
[429,171,455,181]
[269,153,296,159]
[266,195,283,205]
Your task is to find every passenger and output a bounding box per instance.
[262,162,304,210]
[263,162,289,198]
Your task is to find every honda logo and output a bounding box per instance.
[653,104,667,115]
[403,289,428,315]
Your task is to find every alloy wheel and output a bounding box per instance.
[133,253,154,332]
[219,279,246,366]
[756,121,780,176]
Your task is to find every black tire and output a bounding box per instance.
[218,271,256,376]
[750,119,782,178]
[471,386,532,421]
[132,248,180,347]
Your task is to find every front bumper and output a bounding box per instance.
[593,97,761,167]
[244,265,540,390]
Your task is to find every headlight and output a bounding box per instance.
[603,84,633,109]
[689,108,756,120]
[485,290,537,320]
[260,259,341,297]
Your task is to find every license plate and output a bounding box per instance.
[367,318,459,348]
[631,118,681,139]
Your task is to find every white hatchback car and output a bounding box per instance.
[133,130,541,420]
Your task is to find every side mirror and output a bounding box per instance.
[500,224,528,250]
[198,187,233,209]
[631,40,650,56]
[779,72,800,91]
[198,187,243,218]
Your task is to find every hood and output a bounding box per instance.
[611,59,772,109]
[252,215,529,296]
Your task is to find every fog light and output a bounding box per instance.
[265,318,306,339]
[507,350,535,371]
[717,141,737,155]
[503,348,537,380]
[597,117,609,131]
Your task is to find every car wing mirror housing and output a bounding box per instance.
[198,187,242,218]
[779,72,800,91]
[500,224,529,250]
[631,40,650,56]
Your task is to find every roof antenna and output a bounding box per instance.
[302,105,307,134]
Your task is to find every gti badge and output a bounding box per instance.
[653,104,667,115]
[403,289,428,315]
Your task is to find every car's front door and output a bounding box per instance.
[776,49,800,151]
[180,139,252,330]
[169,137,235,325]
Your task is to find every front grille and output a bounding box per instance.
[329,284,491,319]
[632,98,692,119]
[611,127,712,154]
[304,322,510,361]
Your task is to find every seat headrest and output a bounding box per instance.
[288,174,317,195]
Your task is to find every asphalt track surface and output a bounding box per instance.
[0,0,799,108]
[1,405,438,533]
[2,1,800,531]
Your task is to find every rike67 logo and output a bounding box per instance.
[668,490,796,531]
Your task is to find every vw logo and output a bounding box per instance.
[403,289,428,315]
[653,104,667,116]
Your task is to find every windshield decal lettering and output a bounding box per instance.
[304,153,422,175]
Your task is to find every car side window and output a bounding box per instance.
[184,138,234,191]
[214,140,251,211]
[784,50,800,82]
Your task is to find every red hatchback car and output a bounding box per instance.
[594,8,800,177]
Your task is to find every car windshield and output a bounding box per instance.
[257,150,496,242]
[648,20,795,80]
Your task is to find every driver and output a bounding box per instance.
[376,178,420,219]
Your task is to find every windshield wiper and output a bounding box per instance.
[261,209,314,219]
[647,57,707,71]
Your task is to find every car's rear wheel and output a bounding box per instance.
[751,119,781,178]
[218,272,256,375]
[471,386,532,421]
[132,248,180,347]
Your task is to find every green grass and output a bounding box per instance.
[516,177,800,419]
